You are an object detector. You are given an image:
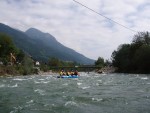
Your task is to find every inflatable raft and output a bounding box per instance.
[57,75,79,78]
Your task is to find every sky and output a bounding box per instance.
[0,0,150,60]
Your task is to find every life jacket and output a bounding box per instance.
[60,72,63,76]
[71,71,74,75]
[62,72,66,75]
[66,72,71,76]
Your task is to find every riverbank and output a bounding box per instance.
[0,65,38,76]
[96,66,117,74]
[0,65,19,76]
[0,65,56,76]
[0,65,117,76]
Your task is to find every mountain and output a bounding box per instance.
[0,23,94,64]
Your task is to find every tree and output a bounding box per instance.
[0,33,18,64]
[21,55,34,75]
[132,32,150,45]
[16,49,25,63]
[48,57,61,67]
[133,45,150,73]
[95,57,105,68]
[111,44,131,72]
[111,31,150,73]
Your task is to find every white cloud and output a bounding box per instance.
[0,0,150,60]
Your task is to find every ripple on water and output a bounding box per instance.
[65,101,78,107]
[8,84,18,88]
[0,84,18,88]
[34,80,49,84]
[92,98,103,102]
[1,73,150,113]
[0,84,5,88]
[10,106,23,113]
[141,77,148,80]
[62,83,68,86]
[77,82,82,86]
[81,86,90,89]
[13,78,27,81]
[38,79,45,81]
[34,89,45,95]
[26,100,34,104]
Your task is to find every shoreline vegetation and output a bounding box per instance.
[111,32,150,74]
[0,30,150,76]
[0,65,116,77]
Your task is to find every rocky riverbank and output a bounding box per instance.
[96,66,117,74]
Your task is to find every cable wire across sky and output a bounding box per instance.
[73,0,137,33]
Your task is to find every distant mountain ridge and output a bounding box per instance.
[0,23,94,64]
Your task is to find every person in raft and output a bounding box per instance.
[66,70,71,76]
[74,70,79,76]
[59,70,66,76]
[70,70,79,76]
[70,70,75,75]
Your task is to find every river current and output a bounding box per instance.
[0,73,150,113]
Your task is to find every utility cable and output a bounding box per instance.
[73,0,137,33]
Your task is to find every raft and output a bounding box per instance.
[57,75,79,78]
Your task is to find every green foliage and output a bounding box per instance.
[0,33,25,65]
[48,57,61,67]
[40,63,49,72]
[111,31,150,73]
[0,33,18,64]
[132,32,150,45]
[21,55,34,75]
[46,57,80,71]
[16,49,25,63]
[111,44,131,72]
[95,57,105,68]
[105,59,112,66]
[48,57,78,67]
[133,45,150,73]
[0,33,35,75]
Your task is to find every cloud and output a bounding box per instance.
[0,0,150,60]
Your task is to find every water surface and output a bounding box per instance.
[0,73,150,113]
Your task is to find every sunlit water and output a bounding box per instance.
[0,73,150,113]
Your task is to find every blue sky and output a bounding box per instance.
[0,0,150,60]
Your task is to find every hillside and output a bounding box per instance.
[0,23,94,64]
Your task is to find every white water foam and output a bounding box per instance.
[26,100,34,104]
[10,106,23,113]
[77,82,82,86]
[0,84,5,88]
[141,77,148,80]
[34,81,49,84]
[13,78,27,81]
[10,111,14,113]
[34,89,45,95]
[0,84,18,88]
[8,84,18,88]
[81,86,90,89]
[38,79,45,81]
[65,101,78,106]
[92,98,103,102]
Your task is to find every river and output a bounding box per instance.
[0,73,150,113]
